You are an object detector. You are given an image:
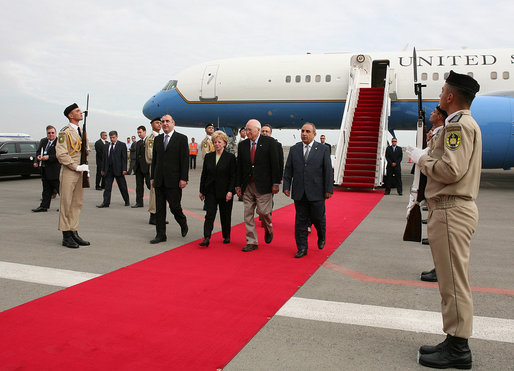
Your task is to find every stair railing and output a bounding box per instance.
[334,68,361,185]
[374,66,392,187]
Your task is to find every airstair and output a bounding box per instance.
[334,55,392,190]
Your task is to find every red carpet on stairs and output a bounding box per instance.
[0,191,382,370]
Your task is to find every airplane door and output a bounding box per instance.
[372,60,389,88]
[200,64,219,100]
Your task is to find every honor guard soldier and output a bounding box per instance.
[145,117,162,225]
[200,123,215,159]
[407,71,481,369]
[56,103,90,248]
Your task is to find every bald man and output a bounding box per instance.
[235,119,281,252]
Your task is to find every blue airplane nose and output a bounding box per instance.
[142,96,157,120]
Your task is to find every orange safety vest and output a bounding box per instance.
[189,142,198,155]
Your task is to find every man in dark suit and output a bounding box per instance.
[127,135,137,175]
[32,125,61,212]
[320,135,331,153]
[94,131,108,190]
[150,114,189,244]
[235,119,281,252]
[132,125,150,208]
[97,131,130,208]
[283,122,334,258]
[384,137,403,195]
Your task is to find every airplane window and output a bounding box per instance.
[433,73,439,81]
[162,80,178,91]
[295,75,301,83]
[315,75,321,82]
[421,73,428,81]
[467,72,474,78]
[305,75,311,83]
[285,75,291,83]
[491,72,497,80]
[503,71,509,79]
[325,75,331,82]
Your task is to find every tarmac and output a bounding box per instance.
[0,151,513,370]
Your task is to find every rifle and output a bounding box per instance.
[403,48,427,242]
[80,94,90,188]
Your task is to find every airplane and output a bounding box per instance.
[142,48,514,179]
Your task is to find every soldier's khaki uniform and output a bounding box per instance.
[56,124,86,231]
[145,131,157,214]
[418,110,482,339]
[200,136,214,159]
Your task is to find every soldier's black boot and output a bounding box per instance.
[62,231,79,249]
[419,335,472,369]
[72,231,90,246]
[419,334,450,355]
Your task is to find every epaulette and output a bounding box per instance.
[449,114,463,123]
[60,125,69,132]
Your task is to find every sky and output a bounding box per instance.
[1,0,512,145]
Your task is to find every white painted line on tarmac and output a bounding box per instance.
[0,261,101,287]
[276,297,514,344]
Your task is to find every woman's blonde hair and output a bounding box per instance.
[211,130,228,145]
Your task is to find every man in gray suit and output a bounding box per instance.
[283,122,333,258]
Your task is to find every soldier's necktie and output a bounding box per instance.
[250,141,256,163]
[78,127,82,138]
[164,135,170,150]
[304,144,310,161]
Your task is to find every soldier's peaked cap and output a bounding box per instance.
[446,70,480,95]
[63,103,78,118]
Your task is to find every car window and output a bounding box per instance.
[1,143,16,154]
[19,142,37,153]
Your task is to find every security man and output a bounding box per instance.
[56,103,90,248]
[145,117,162,225]
[189,137,198,169]
[407,71,481,369]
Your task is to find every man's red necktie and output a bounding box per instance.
[250,141,256,163]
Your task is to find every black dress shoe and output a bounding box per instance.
[72,231,90,246]
[149,214,156,225]
[150,235,167,244]
[95,186,102,191]
[32,206,48,212]
[318,238,325,250]
[199,237,210,247]
[384,191,390,195]
[420,269,437,282]
[242,244,258,252]
[131,204,143,208]
[97,204,109,208]
[422,238,429,245]
[181,224,188,237]
[62,231,79,248]
[295,249,307,258]
[223,238,230,244]
[418,335,472,369]
[125,201,130,206]
[264,230,273,244]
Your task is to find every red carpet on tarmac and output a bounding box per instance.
[0,191,382,370]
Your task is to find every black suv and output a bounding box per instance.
[0,140,40,177]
